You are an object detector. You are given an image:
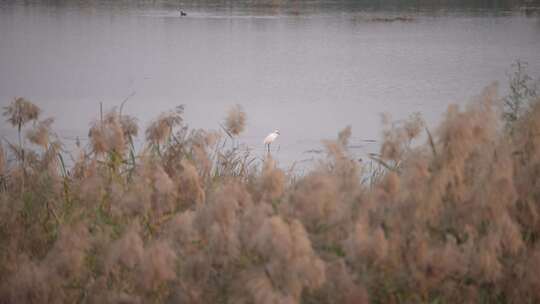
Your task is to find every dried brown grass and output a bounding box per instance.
[224,104,247,136]
[3,97,40,129]
[2,84,540,304]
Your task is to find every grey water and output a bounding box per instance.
[1,1,539,169]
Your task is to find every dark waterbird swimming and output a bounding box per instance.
[179,10,187,16]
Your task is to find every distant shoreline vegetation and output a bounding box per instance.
[4,0,540,14]
[0,62,539,303]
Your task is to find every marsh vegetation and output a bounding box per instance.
[0,63,540,303]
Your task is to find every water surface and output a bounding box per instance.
[1,1,539,168]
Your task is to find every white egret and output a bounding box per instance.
[264,129,280,153]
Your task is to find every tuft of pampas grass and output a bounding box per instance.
[3,97,41,129]
[224,104,246,136]
[2,75,540,303]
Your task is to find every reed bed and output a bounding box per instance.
[1,65,540,303]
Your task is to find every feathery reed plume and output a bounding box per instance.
[44,223,90,279]
[138,241,177,290]
[26,118,54,149]
[249,216,326,301]
[188,129,218,180]
[3,97,40,130]
[404,112,423,140]
[2,97,41,195]
[3,259,54,303]
[88,111,126,154]
[120,114,139,140]
[337,125,352,147]
[146,105,184,146]
[177,159,205,207]
[153,164,175,195]
[260,156,286,201]
[347,219,389,266]
[106,222,144,272]
[380,112,424,163]
[304,260,369,304]
[224,104,246,136]
[194,181,251,266]
[285,172,339,232]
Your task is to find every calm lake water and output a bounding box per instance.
[1,1,539,169]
